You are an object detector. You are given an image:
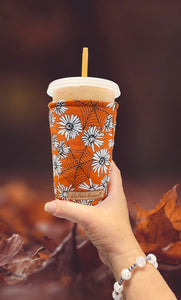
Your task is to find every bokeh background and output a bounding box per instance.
[0,0,181,298]
[0,0,181,181]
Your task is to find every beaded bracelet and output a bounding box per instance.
[112,253,158,300]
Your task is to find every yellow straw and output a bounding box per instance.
[81,47,88,77]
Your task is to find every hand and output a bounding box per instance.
[44,161,143,279]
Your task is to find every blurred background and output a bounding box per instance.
[0,0,181,298]
[0,0,181,183]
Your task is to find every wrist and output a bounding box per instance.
[107,234,145,281]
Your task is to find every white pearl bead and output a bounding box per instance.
[136,256,146,267]
[114,281,123,293]
[112,290,122,300]
[153,261,158,269]
[121,268,131,280]
[112,290,117,299]
[115,295,122,300]
[147,254,157,264]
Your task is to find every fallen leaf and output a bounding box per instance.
[135,185,181,263]
[0,234,24,266]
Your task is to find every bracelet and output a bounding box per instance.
[112,253,158,300]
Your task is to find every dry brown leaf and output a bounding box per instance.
[164,185,181,231]
[4,256,44,285]
[0,234,24,266]
[0,181,72,247]
[0,180,180,299]
[134,185,181,263]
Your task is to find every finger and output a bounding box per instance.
[107,160,125,199]
[44,199,93,226]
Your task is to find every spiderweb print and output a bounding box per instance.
[49,99,119,204]
[61,145,93,187]
[73,100,109,130]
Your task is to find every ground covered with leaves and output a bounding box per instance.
[0,181,180,299]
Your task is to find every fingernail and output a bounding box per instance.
[44,202,56,214]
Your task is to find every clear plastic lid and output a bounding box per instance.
[47,77,121,98]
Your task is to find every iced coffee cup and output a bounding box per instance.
[47,77,120,205]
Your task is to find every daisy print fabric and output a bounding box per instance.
[48,99,119,206]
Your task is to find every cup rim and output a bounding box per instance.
[47,77,121,98]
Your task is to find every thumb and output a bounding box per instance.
[108,160,125,199]
[44,199,93,226]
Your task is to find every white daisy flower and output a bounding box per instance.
[103,115,113,132]
[55,100,68,115]
[57,141,70,159]
[56,183,74,200]
[108,122,116,136]
[100,175,109,189]
[52,134,58,151]
[81,126,104,152]
[106,102,116,111]
[92,149,110,176]
[52,154,62,177]
[108,139,114,148]
[79,178,99,191]
[53,182,57,195]
[80,199,94,206]
[57,114,82,141]
[49,109,56,127]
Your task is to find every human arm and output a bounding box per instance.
[44,161,177,300]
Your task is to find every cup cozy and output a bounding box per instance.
[48,99,119,206]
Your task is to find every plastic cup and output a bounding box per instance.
[47,77,120,205]
[47,77,120,101]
